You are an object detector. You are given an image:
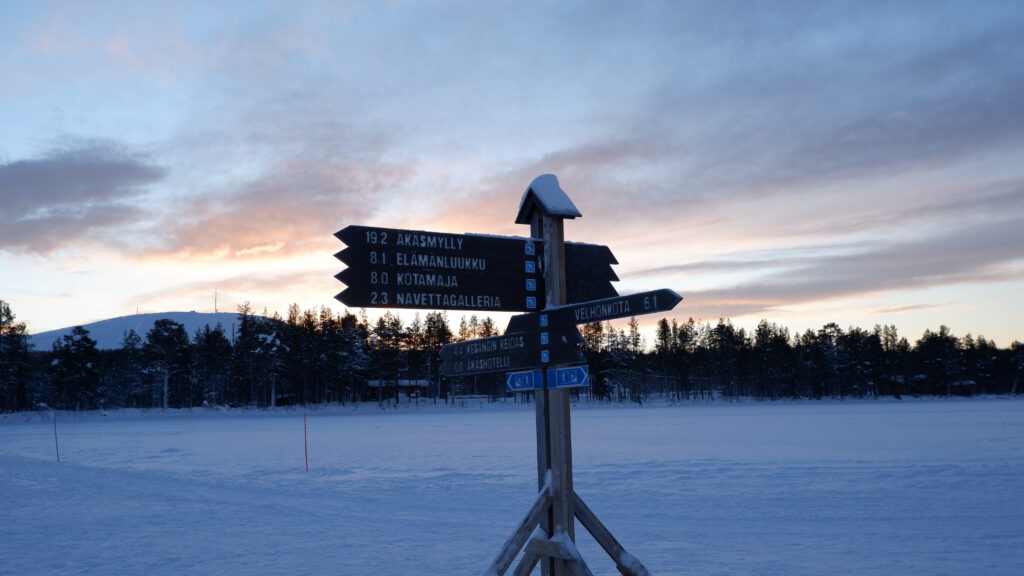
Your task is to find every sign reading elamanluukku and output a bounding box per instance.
[335,225,542,312]
[334,226,619,312]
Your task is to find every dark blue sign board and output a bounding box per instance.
[552,365,589,389]
[506,369,542,391]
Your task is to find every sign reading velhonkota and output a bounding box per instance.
[505,288,683,334]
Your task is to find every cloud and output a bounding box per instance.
[150,158,413,259]
[407,4,1024,252]
[413,138,681,236]
[676,212,1024,321]
[873,303,947,316]
[0,138,165,254]
[132,267,336,317]
[702,18,1024,190]
[136,89,417,259]
[499,2,1024,219]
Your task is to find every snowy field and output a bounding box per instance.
[2,397,1022,576]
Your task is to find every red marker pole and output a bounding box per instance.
[303,412,309,472]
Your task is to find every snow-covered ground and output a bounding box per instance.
[2,397,1022,575]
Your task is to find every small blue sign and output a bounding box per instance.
[506,370,541,391]
[552,365,589,388]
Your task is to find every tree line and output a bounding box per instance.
[1,299,1021,412]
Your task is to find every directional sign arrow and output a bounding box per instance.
[565,242,618,278]
[334,260,539,292]
[334,245,529,272]
[335,286,542,313]
[440,332,538,376]
[440,325,585,377]
[506,369,542,391]
[334,224,544,312]
[336,225,536,257]
[565,242,619,303]
[551,365,589,389]
[506,288,683,333]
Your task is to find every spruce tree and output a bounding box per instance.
[49,326,101,410]
[0,300,34,412]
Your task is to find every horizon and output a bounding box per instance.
[23,305,1019,353]
[2,1,1023,347]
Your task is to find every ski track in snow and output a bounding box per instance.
[2,397,1022,575]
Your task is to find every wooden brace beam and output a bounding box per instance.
[573,492,652,576]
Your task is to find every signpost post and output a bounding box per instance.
[333,174,680,575]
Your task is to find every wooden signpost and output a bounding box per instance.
[333,174,682,575]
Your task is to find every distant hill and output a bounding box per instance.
[29,312,249,351]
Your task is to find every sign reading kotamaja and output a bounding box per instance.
[334,225,542,312]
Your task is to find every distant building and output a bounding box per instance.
[366,379,430,402]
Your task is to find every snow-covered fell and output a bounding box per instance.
[28,312,248,351]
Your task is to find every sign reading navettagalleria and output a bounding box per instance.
[334,225,619,312]
[335,225,541,312]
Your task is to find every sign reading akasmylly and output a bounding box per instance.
[334,225,541,312]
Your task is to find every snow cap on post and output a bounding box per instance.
[515,174,582,224]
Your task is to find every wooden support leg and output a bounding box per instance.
[573,492,652,576]
[484,476,553,576]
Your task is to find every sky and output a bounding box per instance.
[2,0,1023,347]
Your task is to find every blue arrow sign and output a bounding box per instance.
[552,365,589,388]
[506,369,542,391]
